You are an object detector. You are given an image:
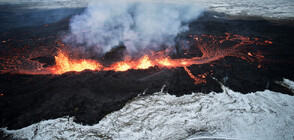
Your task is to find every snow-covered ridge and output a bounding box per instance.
[1,0,293,19]
[2,80,294,140]
[0,0,89,9]
[206,0,294,19]
[279,78,294,92]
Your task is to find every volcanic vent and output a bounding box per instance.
[1,32,272,84]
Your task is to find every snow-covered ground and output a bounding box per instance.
[206,0,294,19]
[0,0,89,9]
[2,79,294,140]
[1,0,293,19]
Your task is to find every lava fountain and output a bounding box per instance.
[42,33,272,84]
[1,33,272,84]
[50,51,103,74]
[48,33,271,73]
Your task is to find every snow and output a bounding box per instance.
[282,78,294,91]
[1,0,293,19]
[206,0,294,19]
[0,0,89,9]
[2,81,294,140]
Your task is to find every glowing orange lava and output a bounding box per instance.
[183,66,206,84]
[48,31,273,74]
[109,61,132,71]
[49,48,200,74]
[137,55,153,69]
[1,33,272,79]
[104,55,154,71]
[50,51,103,74]
[43,33,273,85]
[157,57,174,67]
[49,51,190,74]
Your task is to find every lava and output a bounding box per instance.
[183,66,206,84]
[1,33,272,80]
[111,61,132,72]
[137,55,153,69]
[157,57,174,67]
[50,51,103,74]
[104,55,154,71]
[49,51,194,74]
[48,50,186,74]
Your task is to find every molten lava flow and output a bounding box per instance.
[157,57,174,67]
[137,55,153,69]
[183,66,206,85]
[1,33,272,78]
[106,55,154,71]
[110,61,132,72]
[0,33,273,85]
[45,32,272,75]
[50,51,103,74]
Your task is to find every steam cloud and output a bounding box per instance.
[65,0,204,56]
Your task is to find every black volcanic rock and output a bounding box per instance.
[31,56,56,67]
[0,68,187,127]
[0,67,222,129]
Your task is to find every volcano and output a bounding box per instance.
[0,1,294,140]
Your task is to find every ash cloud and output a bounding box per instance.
[65,0,204,57]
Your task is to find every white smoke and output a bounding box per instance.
[65,0,204,56]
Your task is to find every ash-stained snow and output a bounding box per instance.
[206,0,294,19]
[2,82,294,140]
[1,0,293,19]
[0,0,89,9]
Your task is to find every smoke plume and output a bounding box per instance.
[65,0,204,57]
